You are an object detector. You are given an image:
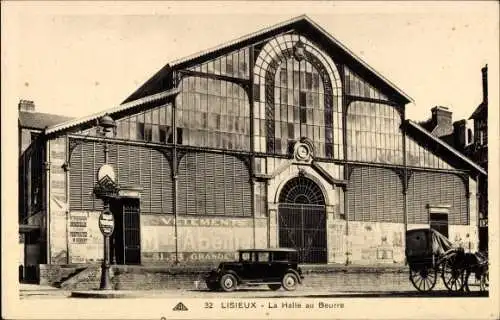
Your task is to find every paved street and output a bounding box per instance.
[20,274,488,300]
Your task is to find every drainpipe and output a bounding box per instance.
[44,138,51,265]
[402,108,408,233]
[341,65,349,265]
[172,73,179,264]
[249,45,256,249]
[265,180,270,248]
[64,135,70,265]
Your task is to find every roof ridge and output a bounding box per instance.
[165,14,412,103]
[168,14,309,67]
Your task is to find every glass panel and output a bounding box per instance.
[346,101,402,165]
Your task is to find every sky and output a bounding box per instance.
[2,1,499,124]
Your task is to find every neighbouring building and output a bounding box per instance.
[18,16,487,278]
[418,66,489,252]
[468,65,489,251]
[18,100,74,281]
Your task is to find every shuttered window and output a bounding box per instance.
[178,152,252,216]
[347,166,404,223]
[407,171,467,225]
[69,140,173,214]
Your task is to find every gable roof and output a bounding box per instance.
[45,15,413,136]
[19,111,74,130]
[124,15,413,105]
[406,120,487,176]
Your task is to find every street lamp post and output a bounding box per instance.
[93,114,118,291]
[98,201,114,290]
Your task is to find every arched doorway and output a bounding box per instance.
[278,176,327,263]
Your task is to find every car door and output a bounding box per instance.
[269,252,289,281]
[253,252,271,282]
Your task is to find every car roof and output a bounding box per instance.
[238,248,298,253]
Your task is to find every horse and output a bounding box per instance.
[461,251,489,292]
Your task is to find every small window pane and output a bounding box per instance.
[152,124,159,142]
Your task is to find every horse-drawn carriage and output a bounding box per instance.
[405,228,488,293]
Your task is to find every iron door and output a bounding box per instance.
[278,203,327,263]
[123,199,141,265]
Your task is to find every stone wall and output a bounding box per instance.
[48,137,69,264]
[347,221,405,265]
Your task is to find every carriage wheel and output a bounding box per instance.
[442,255,465,292]
[410,266,437,292]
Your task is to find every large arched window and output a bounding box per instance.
[253,34,342,159]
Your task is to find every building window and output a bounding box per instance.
[175,77,250,151]
[345,67,388,100]
[114,104,173,144]
[347,102,403,165]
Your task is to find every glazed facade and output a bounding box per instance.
[19,23,483,268]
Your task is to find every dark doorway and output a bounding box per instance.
[278,176,327,263]
[110,198,141,265]
[430,212,449,238]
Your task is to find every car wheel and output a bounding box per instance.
[282,273,298,291]
[206,281,219,291]
[220,274,237,292]
[268,284,281,291]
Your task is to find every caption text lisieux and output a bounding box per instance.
[204,300,345,310]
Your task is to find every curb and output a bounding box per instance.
[70,290,139,299]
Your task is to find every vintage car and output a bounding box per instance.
[204,248,304,292]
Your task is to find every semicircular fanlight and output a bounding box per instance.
[279,176,325,205]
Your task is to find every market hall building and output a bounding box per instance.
[18,16,487,274]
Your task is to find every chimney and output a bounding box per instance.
[481,64,488,104]
[18,100,35,112]
[431,105,452,128]
[453,120,467,151]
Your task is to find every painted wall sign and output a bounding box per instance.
[69,211,104,263]
[143,215,258,228]
[142,251,238,263]
[69,212,88,244]
[142,226,254,252]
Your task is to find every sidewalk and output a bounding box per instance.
[20,283,60,291]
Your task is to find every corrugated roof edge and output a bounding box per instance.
[407,120,487,176]
[45,87,180,135]
[167,14,413,103]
